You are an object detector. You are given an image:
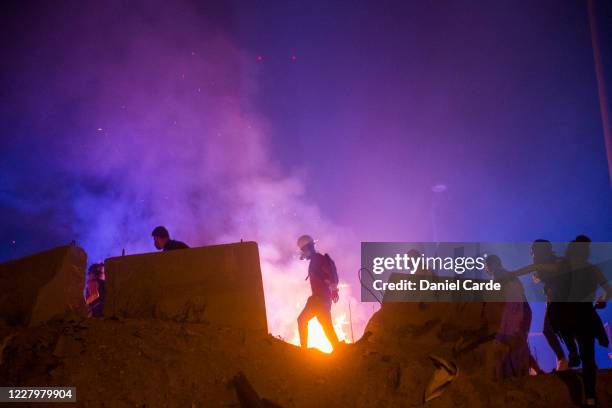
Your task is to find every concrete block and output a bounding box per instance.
[104,241,267,332]
[0,245,88,326]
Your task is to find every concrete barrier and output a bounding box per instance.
[104,241,268,332]
[0,245,88,326]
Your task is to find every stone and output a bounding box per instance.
[0,245,87,326]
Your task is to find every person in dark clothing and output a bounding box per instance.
[511,236,611,407]
[84,263,106,318]
[151,226,189,251]
[296,234,340,350]
[564,236,610,407]
[529,240,577,370]
[567,235,610,304]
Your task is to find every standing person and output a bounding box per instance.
[529,239,576,370]
[509,236,610,407]
[151,226,189,251]
[567,235,610,304]
[84,263,106,318]
[296,235,341,350]
[564,236,610,407]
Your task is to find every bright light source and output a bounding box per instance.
[307,318,333,353]
[303,313,349,353]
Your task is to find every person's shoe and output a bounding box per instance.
[556,357,569,371]
[529,366,545,376]
[568,353,581,368]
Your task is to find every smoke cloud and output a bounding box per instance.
[1,1,370,343]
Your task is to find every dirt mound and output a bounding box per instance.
[1,246,610,407]
[1,309,610,407]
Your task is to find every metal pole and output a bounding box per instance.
[587,0,612,188]
[349,301,355,343]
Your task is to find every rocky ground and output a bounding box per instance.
[1,304,611,407]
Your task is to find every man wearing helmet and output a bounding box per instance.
[296,234,341,350]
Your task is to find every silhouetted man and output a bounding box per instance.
[562,236,610,407]
[152,226,189,251]
[530,240,576,370]
[512,237,611,407]
[296,234,341,350]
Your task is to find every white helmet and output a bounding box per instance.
[297,234,314,250]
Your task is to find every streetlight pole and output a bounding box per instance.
[587,0,612,188]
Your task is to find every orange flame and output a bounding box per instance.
[292,313,349,353]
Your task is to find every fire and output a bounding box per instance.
[306,318,333,353]
[259,252,359,353]
[303,313,349,353]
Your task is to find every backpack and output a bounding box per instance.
[323,253,339,285]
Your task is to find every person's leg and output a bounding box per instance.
[528,353,544,375]
[314,299,340,347]
[576,331,597,405]
[297,297,316,347]
[560,331,580,368]
[543,305,566,362]
[560,303,580,367]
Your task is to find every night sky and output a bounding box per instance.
[1,0,612,367]
[2,0,612,258]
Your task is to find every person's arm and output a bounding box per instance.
[320,256,339,303]
[505,263,558,279]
